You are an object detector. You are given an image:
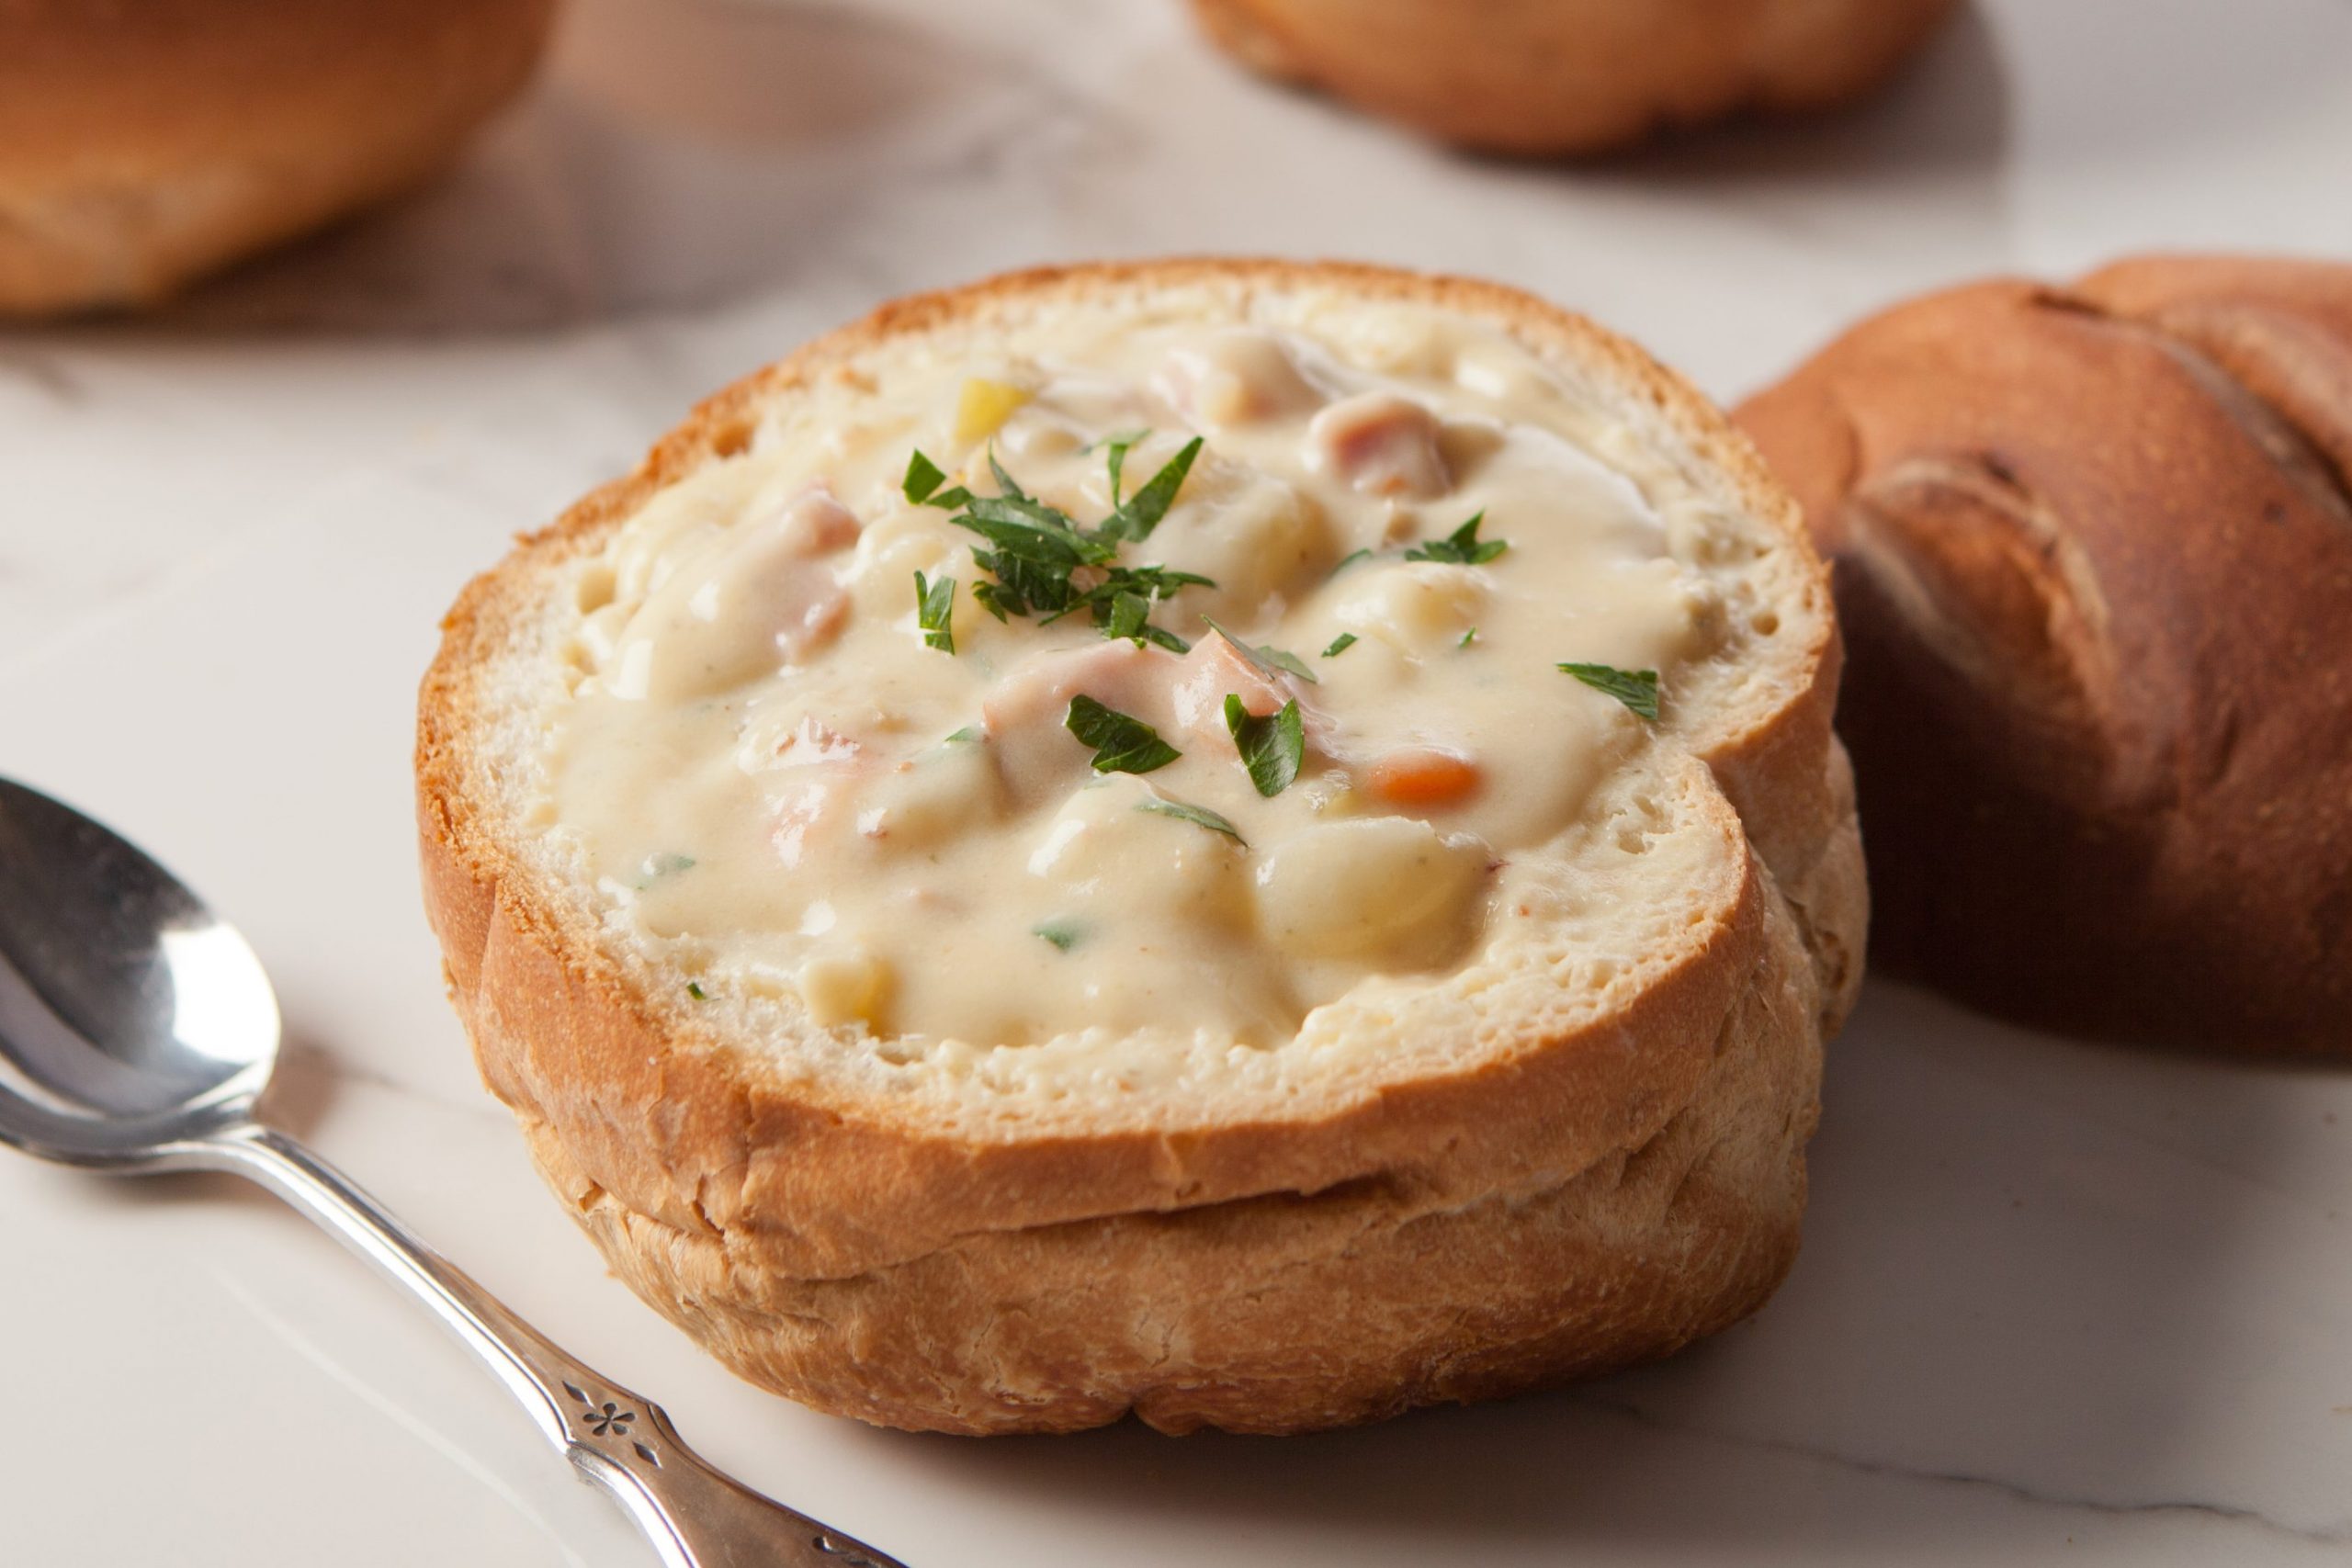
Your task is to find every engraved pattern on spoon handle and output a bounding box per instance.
[198,1123,908,1568]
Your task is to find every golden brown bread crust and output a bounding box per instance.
[522,866,1826,1435]
[1189,0,1959,156]
[0,0,556,314]
[417,258,1865,1431]
[1736,254,2352,1054]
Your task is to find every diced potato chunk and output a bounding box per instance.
[1027,776,1247,926]
[796,946,894,1029]
[1146,462,1335,622]
[1253,817,1487,963]
[956,378,1032,445]
[857,738,1002,852]
[604,490,857,702]
[1329,560,1487,654]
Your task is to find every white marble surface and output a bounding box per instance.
[5,0,2352,1562]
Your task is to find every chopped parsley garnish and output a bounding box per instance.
[1136,796,1246,845]
[901,441,1209,650]
[1065,694,1182,774]
[1053,562,1212,652]
[1559,661,1661,720]
[901,449,970,510]
[1405,511,1507,566]
[1322,632,1359,658]
[1034,919,1084,953]
[912,570,956,654]
[1083,428,1153,506]
[1101,436,1203,543]
[686,981,708,1000]
[1225,694,1305,797]
[1104,590,1151,643]
[635,851,696,891]
[1202,615,1317,684]
[1329,547,1374,577]
[942,725,983,743]
[1458,627,1477,648]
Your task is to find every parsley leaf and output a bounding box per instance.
[1101,436,1204,543]
[1104,590,1150,643]
[1405,512,1507,566]
[1136,796,1247,845]
[1559,661,1660,720]
[1329,547,1374,577]
[1225,694,1305,796]
[1458,626,1477,648]
[902,449,971,511]
[913,570,956,653]
[686,981,708,1000]
[1034,919,1084,952]
[942,726,983,743]
[915,445,1213,648]
[1084,427,1153,506]
[1046,562,1213,651]
[1322,632,1358,658]
[1202,615,1317,684]
[1065,694,1182,774]
[956,491,1116,619]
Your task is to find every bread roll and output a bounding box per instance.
[1736,254,2352,1054]
[1190,0,1959,156]
[417,259,1865,1434]
[0,0,557,315]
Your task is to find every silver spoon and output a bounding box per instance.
[0,776,908,1568]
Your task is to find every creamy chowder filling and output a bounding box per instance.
[546,303,1738,1053]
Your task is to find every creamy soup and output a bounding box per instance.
[546,302,1734,1052]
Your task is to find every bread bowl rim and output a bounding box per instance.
[414,255,1839,1280]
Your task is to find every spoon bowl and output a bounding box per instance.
[0,776,275,1164]
[0,775,908,1568]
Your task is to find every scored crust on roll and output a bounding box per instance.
[0,0,556,315]
[1189,0,1960,157]
[417,258,1865,1434]
[1736,254,2352,1054]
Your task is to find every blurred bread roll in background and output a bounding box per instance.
[1189,0,1960,156]
[0,0,558,315]
[1736,254,2352,1054]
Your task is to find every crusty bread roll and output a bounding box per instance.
[1736,254,2352,1054]
[0,0,556,315]
[1190,0,1959,156]
[417,259,1865,1434]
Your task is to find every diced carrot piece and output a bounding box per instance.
[1363,749,1481,807]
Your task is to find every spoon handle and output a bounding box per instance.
[197,1123,908,1568]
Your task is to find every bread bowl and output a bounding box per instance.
[1736,254,2352,1053]
[0,0,557,315]
[416,258,1865,1434]
[1190,0,1960,157]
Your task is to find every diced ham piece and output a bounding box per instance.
[1307,391,1448,498]
[770,769,856,869]
[981,639,1182,737]
[1156,330,1322,428]
[1170,633,1291,738]
[763,490,858,660]
[982,640,1186,795]
[1168,633,1350,761]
